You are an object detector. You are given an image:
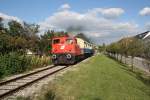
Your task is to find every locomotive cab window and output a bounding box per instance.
[66,39,73,44]
[53,39,60,44]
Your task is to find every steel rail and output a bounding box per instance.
[0,65,69,99]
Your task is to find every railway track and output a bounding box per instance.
[0,65,69,99]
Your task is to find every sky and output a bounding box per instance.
[0,0,150,44]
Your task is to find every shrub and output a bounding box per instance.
[0,53,28,78]
[0,53,51,78]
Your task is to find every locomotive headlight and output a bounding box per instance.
[52,54,57,59]
[66,54,72,59]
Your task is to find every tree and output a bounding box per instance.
[52,31,68,37]
[117,38,131,63]
[98,43,106,53]
[8,20,24,37]
[23,22,39,37]
[0,17,7,34]
[39,30,54,55]
[106,42,120,60]
[128,38,144,71]
[0,34,14,54]
[143,41,150,72]
[0,17,3,31]
[14,36,27,53]
[22,22,40,53]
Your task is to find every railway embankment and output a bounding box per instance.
[27,54,150,100]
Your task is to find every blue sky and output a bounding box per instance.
[0,0,149,23]
[0,0,150,44]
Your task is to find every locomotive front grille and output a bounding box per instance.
[59,54,66,63]
[52,53,75,64]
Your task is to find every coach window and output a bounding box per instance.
[53,39,60,44]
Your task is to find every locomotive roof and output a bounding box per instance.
[52,35,75,39]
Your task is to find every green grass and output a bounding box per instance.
[41,55,150,100]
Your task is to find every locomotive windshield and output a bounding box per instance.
[66,39,73,44]
[53,39,60,44]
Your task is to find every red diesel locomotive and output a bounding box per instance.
[51,35,83,65]
[51,35,94,65]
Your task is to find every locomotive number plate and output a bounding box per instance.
[60,45,65,49]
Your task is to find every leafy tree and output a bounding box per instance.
[15,36,27,53]
[0,34,12,54]
[98,43,106,53]
[117,38,131,63]
[128,38,144,71]
[39,30,54,55]
[23,22,39,37]
[0,17,7,34]
[52,31,68,37]
[8,20,24,37]
[0,17,3,31]
[27,35,39,53]
[143,42,150,72]
[106,42,120,60]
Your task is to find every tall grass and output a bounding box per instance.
[27,55,51,69]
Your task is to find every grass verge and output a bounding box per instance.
[107,55,150,85]
[27,55,150,100]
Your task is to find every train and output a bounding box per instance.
[51,35,95,65]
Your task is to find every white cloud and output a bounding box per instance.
[139,7,150,16]
[101,8,124,18]
[0,7,140,44]
[39,8,139,44]
[59,3,71,10]
[0,12,22,23]
[88,8,124,19]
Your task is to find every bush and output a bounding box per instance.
[0,53,27,78]
[0,53,51,78]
